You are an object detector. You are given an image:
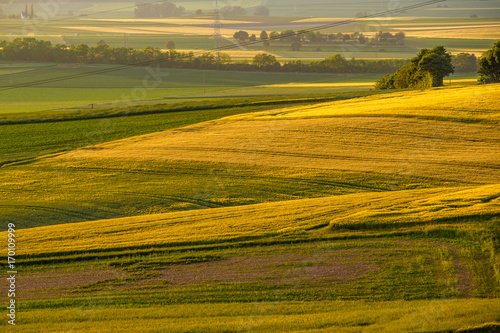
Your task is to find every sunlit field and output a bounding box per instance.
[0,0,499,331]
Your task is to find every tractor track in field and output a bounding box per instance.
[108,191,226,209]
[158,146,500,170]
[56,165,389,192]
[282,125,500,144]
[433,242,475,298]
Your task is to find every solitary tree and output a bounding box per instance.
[260,30,268,40]
[418,46,454,86]
[166,40,176,49]
[478,40,500,83]
[233,30,249,43]
[252,53,278,67]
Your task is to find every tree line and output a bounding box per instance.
[0,38,492,78]
[0,38,409,74]
[234,29,406,48]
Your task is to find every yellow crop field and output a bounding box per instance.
[403,27,500,40]
[259,82,372,88]
[13,184,499,256]
[63,25,261,37]
[59,85,500,183]
[83,18,254,25]
[398,24,500,31]
[292,17,418,23]
[176,49,281,59]
[231,84,500,120]
[62,26,169,35]
[2,82,499,331]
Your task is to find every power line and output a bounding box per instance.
[0,0,446,92]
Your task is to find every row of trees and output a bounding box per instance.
[234,29,405,46]
[2,38,495,79]
[0,38,409,74]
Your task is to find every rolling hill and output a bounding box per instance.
[1,84,499,332]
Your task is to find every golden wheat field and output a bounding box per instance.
[63,25,262,37]
[83,18,254,25]
[15,184,500,256]
[172,49,280,58]
[60,85,500,183]
[403,27,500,40]
[2,83,500,332]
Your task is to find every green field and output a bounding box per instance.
[0,62,395,112]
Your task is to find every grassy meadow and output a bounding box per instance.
[0,62,390,113]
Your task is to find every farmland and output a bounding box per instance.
[0,62,395,113]
[0,0,499,331]
[1,83,500,331]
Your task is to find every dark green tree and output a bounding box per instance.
[252,53,278,67]
[417,46,454,86]
[375,46,453,89]
[478,41,500,83]
[166,40,175,50]
[233,30,249,42]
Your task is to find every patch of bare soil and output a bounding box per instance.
[1,268,127,299]
[135,250,378,288]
